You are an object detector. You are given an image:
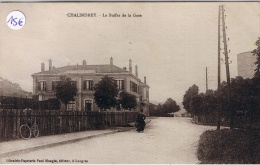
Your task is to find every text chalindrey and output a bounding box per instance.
[67,13,97,17]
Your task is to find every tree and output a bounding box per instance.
[94,75,119,110]
[218,76,260,128]
[149,103,157,116]
[149,99,180,117]
[191,94,204,116]
[252,37,260,78]
[162,98,180,114]
[182,84,199,116]
[119,91,137,110]
[47,98,61,110]
[155,103,163,116]
[55,76,77,109]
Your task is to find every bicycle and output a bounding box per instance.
[19,117,39,139]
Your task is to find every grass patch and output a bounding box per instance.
[197,129,260,164]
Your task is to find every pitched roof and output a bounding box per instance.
[32,64,129,76]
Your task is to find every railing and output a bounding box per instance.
[0,109,137,142]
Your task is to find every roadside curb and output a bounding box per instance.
[0,127,134,158]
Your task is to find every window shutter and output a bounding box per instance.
[43,82,46,91]
[83,81,86,90]
[52,82,55,91]
[90,80,93,90]
[37,82,41,91]
[122,80,124,90]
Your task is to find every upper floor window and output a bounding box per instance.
[115,80,124,90]
[37,81,46,91]
[70,81,77,89]
[52,81,59,91]
[130,81,138,93]
[139,86,143,95]
[83,80,93,90]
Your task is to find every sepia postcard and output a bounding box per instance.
[0,2,259,164]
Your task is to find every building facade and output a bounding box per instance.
[237,51,256,79]
[31,58,150,115]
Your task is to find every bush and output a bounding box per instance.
[197,129,260,164]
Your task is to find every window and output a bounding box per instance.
[85,99,92,111]
[70,81,77,89]
[115,80,124,90]
[52,81,59,91]
[83,80,93,90]
[37,81,46,91]
[67,101,76,111]
[130,81,138,93]
[139,86,143,95]
[39,94,45,101]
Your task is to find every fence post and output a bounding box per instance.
[8,109,14,140]
[2,110,7,141]
[12,109,17,139]
[0,110,3,141]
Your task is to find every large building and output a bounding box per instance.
[31,57,149,114]
[237,51,257,79]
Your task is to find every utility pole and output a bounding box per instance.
[217,5,222,130]
[218,6,221,89]
[206,67,208,93]
[221,5,231,86]
[221,5,233,129]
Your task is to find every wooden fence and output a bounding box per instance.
[0,109,138,142]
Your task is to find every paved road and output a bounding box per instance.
[1,117,215,164]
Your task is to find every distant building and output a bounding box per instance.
[237,51,256,79]
[31,57,149,114]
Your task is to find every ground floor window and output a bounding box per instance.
[84,99,92,111]
[67,101,76,111]
[39,94,45,101]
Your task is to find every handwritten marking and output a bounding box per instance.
[6,11,26,30]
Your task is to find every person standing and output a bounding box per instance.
[135,109,146,132]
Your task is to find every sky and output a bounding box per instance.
[0,2,259,103]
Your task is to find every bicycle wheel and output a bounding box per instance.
[31,124,39,138]
[20,125,31,139]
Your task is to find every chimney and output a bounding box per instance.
[96,67,100,73]
[135,65,138,78]
[110,57,113,66]
[49,59,52,71]
[83,60,86,66]
[41,63,45,72]
[144,76,146,84]
[129,59,132,73]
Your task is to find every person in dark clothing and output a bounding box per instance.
[135,109,146,132]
